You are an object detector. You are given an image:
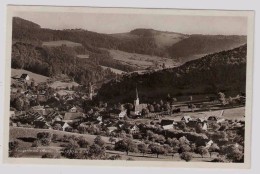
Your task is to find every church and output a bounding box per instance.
[130,87,147,116]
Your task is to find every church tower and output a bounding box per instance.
[134,87,139,106]
[88,82,94,100]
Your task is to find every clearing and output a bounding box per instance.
[106,49,178,70]
[100,66,125,74]
[49,81,79,89]
[42,40,82,47]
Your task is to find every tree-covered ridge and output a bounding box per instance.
[97,45,247,104]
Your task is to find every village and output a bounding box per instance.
[9,72,246,162]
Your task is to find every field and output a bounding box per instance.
[49,81,79,89]
[42,40,82,47]
[106,49,178,70]
[9,127,215,161]
[11,68,49,83]
[100,66,125,74]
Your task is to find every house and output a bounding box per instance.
[53,121,71,131]
[107,126,117,133]
[69,106,78,113]
[129,125,139,134]
[207,116,225,124]
[161,119,177,130]
[31,105,47,116]
[64,112,84,123]
[19,74,30,81]
[162,124,174,130]
[205,140,214,148]
[34,120,51,129]
[119,109,127,119]
[68,106,83,113]
[28,111,45,122]
[181,116,193,123]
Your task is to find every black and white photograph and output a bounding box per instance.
[3,5,254,168]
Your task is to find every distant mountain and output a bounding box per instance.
[13,17,247,62]
[96,45,247,104]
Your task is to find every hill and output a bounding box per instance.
[168,35,246,62]
[96,45,247,104]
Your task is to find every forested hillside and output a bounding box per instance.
[11,42,115,84]
[168,35,246,61]
[12,17,247,60]
[97,45,247,104]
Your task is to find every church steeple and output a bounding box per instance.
[134,87,139,106]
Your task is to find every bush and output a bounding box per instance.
[211,158,225,162]
[77,138,89,148]
[180,152,193,162]
[108,154,122,160]
[42,153,55,158]
[106,145,114,150]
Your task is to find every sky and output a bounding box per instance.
[14,11,248,35]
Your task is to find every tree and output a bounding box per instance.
[180,152,193,162]
[190,143,197,153]
[62,142,81,159]
[109,137,116,145]
[148,104,155,112]
[208,143,220,158]
[94,135,105,147]
[211,123,221,131]
[220,144,244,162]
[149,144,165,158]
[138,143,148,156]
[178,144,191,154]
[114,138,137,155]
[14,97,24,111]
[77,138,90,148]
[141,108,150,117]
[195,123,204,133]
[9,141,20,157]
[53,123,63,131]
[197,146,209,158]
[86,144,106,159]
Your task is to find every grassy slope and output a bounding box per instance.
[106,49,178,70]
[11,68,49,83]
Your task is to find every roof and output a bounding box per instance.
[181,116,192,122]
[161,119,175,126]
[20,73,29,79]
[134,104,147,112]
[53,121,69,127]
[64,112,83,120]
[107,126,117,132]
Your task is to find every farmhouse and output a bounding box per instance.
[64,112,84,123]
[181,116,193,123]
[129,125,139,134]
[31,105,47,116]
[53,121,71,131]
[107,126,117,133]
[119,109,127,119]
[161,119,177,130]
[19,74,30,81]
[34,120,51,129]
